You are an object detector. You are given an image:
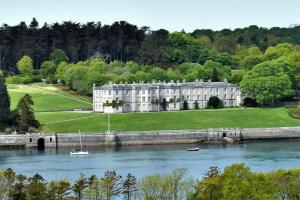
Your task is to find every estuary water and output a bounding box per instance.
[0,140,299,181]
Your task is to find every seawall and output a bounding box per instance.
[1,127,300,148]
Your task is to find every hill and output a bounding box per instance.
[8,83,92,112]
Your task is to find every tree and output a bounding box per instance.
[17,55,34,75]
[16,94,40,133]
[40,61,56,77]
[4,168,15,199]
[87,175,97,200]
[100,170,122,200]
[240,60,293,105]
[122,173,138,200]
[0,74,10,129]
[49,49,69,65]
[196,166,222,200]
[11,174,27,200]
[194,101,199,109]
[211,68,219,82]
[47,180,71,200]
[207,96,224,109]
[73,173,87,200]
[26,174,47,200]
[183,100,189,110]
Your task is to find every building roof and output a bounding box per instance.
[94,80,239,90]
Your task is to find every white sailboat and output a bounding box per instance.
[70,130,90,155]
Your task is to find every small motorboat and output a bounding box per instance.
[187,147,200,151]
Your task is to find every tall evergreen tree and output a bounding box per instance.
[16,94,39,133]
[0,74,10,129]
[211,68,220,82]
[122,173,138,200]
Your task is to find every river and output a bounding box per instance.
[0,140,299,181]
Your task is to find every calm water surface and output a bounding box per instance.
[0,140,299,181]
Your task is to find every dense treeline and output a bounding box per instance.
[0,164,299,200]
[2,18,300,72]
[4,19,300,106]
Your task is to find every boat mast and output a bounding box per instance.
[107,113,111,134]
[79,130,83,149]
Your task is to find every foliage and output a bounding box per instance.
[16,94,40,133]
[122,173,138,200]
[17,55,34,75]
[0,74,10,129]
[0,165,298,199]
[240,60,293,105]
[207,96,224,109]
[100,170,122,200]
[5,75,42,84]
[40,61,56,78]
[49,49,69,65]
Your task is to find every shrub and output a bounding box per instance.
[183,100,189,110]
[4,128,12,134]
[207,96,224,109]
[5,75,42,84]
[242,97,259,107]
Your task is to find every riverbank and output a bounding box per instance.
[1,126,300,149]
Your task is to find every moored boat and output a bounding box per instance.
[187,147,200,151]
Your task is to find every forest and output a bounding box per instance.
[2,18,300,105]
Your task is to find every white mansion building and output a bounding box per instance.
[93,79,241,113]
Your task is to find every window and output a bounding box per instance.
[205,95,207,100]
[30,138,32,142]
[137,90,140,95]
[231,88,234,92]
[126,91,129,96]
[182,95,184,100]
[225,88,227,92]
[142,97,145,102]
[166,89,169,94]
[50,137,52,142]
[211,88,213,92]
[109,91,111,95]
[174,96,177,100]
[224,94,227,99]
[142,90,145,94]
[197,95,200,100]
[231,94,234,99]
[116,91,119,95]
[174,103,176,108]
[187,95,190,100]
[116,97,119,102]
[216,88,219,92]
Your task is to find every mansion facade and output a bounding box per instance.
[93,79,241,113]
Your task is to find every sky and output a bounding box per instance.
[1,0,300,32]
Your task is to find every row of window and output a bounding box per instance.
[95,87,237,97]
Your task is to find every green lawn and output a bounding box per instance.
[8,84,92,112]
[36,107,300,133]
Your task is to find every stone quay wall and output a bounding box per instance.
[0,127,299,148]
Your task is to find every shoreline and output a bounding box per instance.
[1,126,300,149]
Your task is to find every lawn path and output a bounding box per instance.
[31,84,92,105]
[43,114,101,124]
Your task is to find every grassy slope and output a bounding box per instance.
[36,107,300,133]
[8,84,92,112]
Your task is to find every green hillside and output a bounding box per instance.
[8,84,92,112]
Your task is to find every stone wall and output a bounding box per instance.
[0,127,299,148]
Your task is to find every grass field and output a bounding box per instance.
[36,107,300,133]
[8,84,92,112]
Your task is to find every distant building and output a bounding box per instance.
[93,79,241,113]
